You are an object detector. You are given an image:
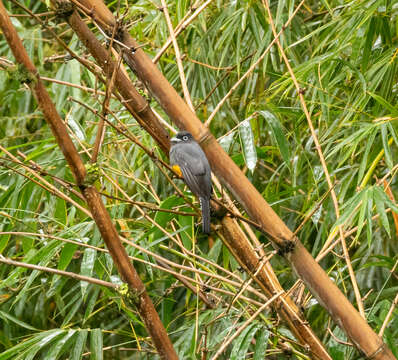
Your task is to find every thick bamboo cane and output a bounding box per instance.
[0,3,178,359]
[57,6,332,359]
[70,1,395,359]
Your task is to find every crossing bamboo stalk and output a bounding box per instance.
[0,3,178,359]
[70,1,395,358]
[58,5,331,359]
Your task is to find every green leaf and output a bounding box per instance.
[239,118,257,172]
[80,248,96,298]
[218,132,235,153]
[366,193,374,246]
[58,242,78,271]
[208,239,222,262]
[71,330,88,360]
[0,233,11,254]
[230,323,260,360]
[84,287,100,324]
[362,17,376,71]
[357,130,377,186]
[178,211,195,250]
[62,291,84,327]
[368,92,398,117]
[253,328,270,360]
[55,198,67,225]
[0,330,64,360]
[46,329,76,359]
[150,196,185,239]
[374,186,391,237]
[258,111,290,169]
[380,124,393,169]
[354,188,369,243]
[23,143,58,162]
[90,329,103,360]
[0,310,38,331]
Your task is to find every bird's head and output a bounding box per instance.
[170,131,194,145]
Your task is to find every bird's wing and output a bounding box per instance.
[170,145,206,175]
[170,146,208,197]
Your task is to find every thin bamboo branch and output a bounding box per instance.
[91,23,120,163]
[153,0,212,64]
[195,52,255,111]
[0,231,262,307]
[40,76,111,97]
[211,291,284,360]
[69,95,199,213]
[160,0,194,112]
[378,290,398,337]
[0,255,116,288]
[14,0,170,155]
[98,173,270,303]
[0,146,90,216]
[9,0,101,80]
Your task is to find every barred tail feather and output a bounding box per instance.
[199,197,210,234]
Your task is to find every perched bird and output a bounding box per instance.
[170,131,212,234]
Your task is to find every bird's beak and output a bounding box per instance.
[170,136,181,143]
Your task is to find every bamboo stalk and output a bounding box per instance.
[55,4,332,359]
[70,1,395,358]
[0,3,178,359]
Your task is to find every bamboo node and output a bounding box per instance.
[277,235,299,256]
[368,342,387,359]
[196,130,213,148]
[8,63,37,85]
[124,287,146,307]
[53,0,74,19]
[83,163,100,187]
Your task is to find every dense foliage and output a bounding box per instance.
[0,0,397,358]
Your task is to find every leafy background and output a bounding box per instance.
[0,0,397,358]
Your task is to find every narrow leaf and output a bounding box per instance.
[90,329,103,360]
[258,111,290,169]
[239,119,257,172]
[71,330,88,360]
[253,328,270,360]
[374,186,391,237]
[80,248,96,298]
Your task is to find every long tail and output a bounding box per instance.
[199,197,211,234]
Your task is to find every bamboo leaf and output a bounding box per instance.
[374,186,391,237]
[0,310,38,331]
[90,329,103,360]
[368,92,398,117]
[253,328,269,360]
[239,118,257,172]
[258,111,290,169]
[230,323,260,360]
[219,132,235,153]
[46,329,76,359]
[58,242,78,271]
[71,330,88,360]
[80,248,96,298]
[380,123,393,169]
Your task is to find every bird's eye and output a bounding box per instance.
[182,135,189,141]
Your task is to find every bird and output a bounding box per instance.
[169,131,212,234]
